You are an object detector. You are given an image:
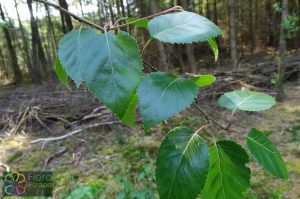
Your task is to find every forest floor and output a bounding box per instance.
[0,76,299,198]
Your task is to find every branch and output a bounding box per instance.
[193,103,225,130]
[193,102,245,137]
[33,0,104,32]
[30,121,121,148]
[110,6,184,30]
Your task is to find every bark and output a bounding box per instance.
[213,0,220,69]
[78,0,84,16]
[27,0,41,85]
[59,9,66,33]
[58,0,73,32]
[120,0,126,17]
[97,0,105,26]
[198,0,203,14]
[14,0,34,79]
[108,0,115,24]
[181,0,197,73]
[35,16,48,73]
[265,0,274,46]
[0,3,22,83]
[150,0,168,71]
[0,47,9,79]
[248,0,255,61]
[229,0,238,70]
[116,0,121,17]
[206,0,210,19]
[45,4,58,49]
[126,0,132,34]
[276,0,288,101]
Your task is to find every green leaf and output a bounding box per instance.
[156,127,209,199]
[208,37,219,62]
[148,11,223,44]
[55,57,71,90]
[218,90,276,112]
[191,75,216,87]
[137,72,198,131]
[125,18,149,28]
[202,140,251,199]
[79,31,143,122]
[121,94,138,127]
[58,28,97,87]
[67,186,99,199]
[246,128,289,179]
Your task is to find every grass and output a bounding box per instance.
[0,83,299,198]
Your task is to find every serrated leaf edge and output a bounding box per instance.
[157,127,209,199]
[246,129,288,179]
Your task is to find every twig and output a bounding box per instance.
[143,60,159,72]
[11,106,30,135]
[141,38,153,57]
[30,121,121,147]
[193,103,224,130]
[113,17,127,27]
[193,102,245,137]
[43,148,67,171]
[110,6,184,30]
[33,0,104,32]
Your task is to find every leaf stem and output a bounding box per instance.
[195,124,210,135]
[33,0,105,32]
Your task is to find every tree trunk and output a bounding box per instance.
[35,16,48,73]
[120,0,126,17]
[108,0,115,24]
[198,0,203,14]
[248,0,255,61]
[276,0,288,101]
[78,0,84,16]
[126,0,132,34]
[0,47,9,79]
[206,0,210,19]
[0,3,22,83]
[27,0,41,85]
[116,0,121,17]
[213,0,220,69]
[45,4,58,49]
[14,0,34,80]
[58,0,73,32]
[229,0,238,70]
[97,0,105,26]
[150,0,168,71]
[181,0,197,73]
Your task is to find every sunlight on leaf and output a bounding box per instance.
[156,127,209,199]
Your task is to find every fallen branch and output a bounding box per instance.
[43,148,67,171]
[11,106,30,135]
[30,121,121,147]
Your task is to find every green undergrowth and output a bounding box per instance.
[0,84,299,198]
